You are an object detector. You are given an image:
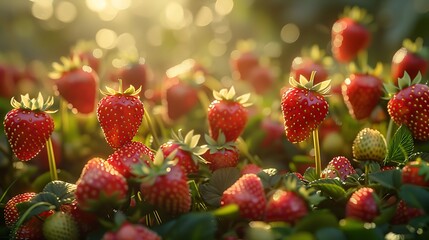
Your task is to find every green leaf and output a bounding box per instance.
[399,184,429,213]
[386,126,414,164]
[294,210,339,233]
[368,169,402,189]
[43,180,76,204]
[154,212,216,240]
[315,227,347,240]
[199,167,240,207]
[304,167,318,182]
[29,192,60,209]
[257,168,282,189]
[309,179,346,200]
[211,204,239,219]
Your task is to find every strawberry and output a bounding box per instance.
[49,56,98,114]
[281,72,330,143]
[4,192,36,228]
[386,72,429,141]
[390,200,424,225]
[3,93,55,161]
[107,141,154,179]
[202,133,239,172]
[331,6,371,62]
[230,50,259,80]
[60,200,99,236]
[0,64,14,99]
[75,158,128,211]
[160,130,207,174]
[72,51,100,73]
[265,189,308,224]
[115,59,149,94]
[43,212,79,240]
[103,222,161,240]
[342,70,383,120]
[240,163,262,175]
[220,174,266,220]
[352,128,387,162]
[13,216,46,240]
[401,160,429,187]
[259,117,285,151]
[346,187,379,222]
[135,149,191,215]
[391,38,428,85]
[208,87,252,142]
[246,65,274,94]
[321,156,356,181]
[290,45,330,84]
[97,82,144,149]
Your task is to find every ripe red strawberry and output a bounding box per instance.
[246,65,274,94]
[4,192,36,227]
[97,82,144,149]
[281,72,330,143]
[220,174,266,220]
[13,216,46,240]
[240,163,262,175]
[331,7,371,62]
[208,87,252,142]
[103,222,161,240]
[202,134,239,172]
[260,117,285,151]
[75,158,128,211]
[160,130,206,174]
[43,211,79,240]
[352,128,387,162]
[390,200,424,225]
[162,76,199,121]
[391,38,428,85]
[291,45,330,84]
[0,64,14,99]
[321,156,356,181]
[49,56,98,114]
[3,93,55,161]
[116,59,149,94]
[136,150,191,215]
[107,141,154,179]
[401,160,429,187]
[265,189,308,224]
[342,72,383,120]
[346,187,379,222]
[231,51,259,80]
[386,73,429,141]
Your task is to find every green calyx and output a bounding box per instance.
[384,72,425,97]
[403,38,424,54]
[341,6,372,25]
[213,86,252,107]
[49,55,89,79]
[100,79,142,97]
[133,149,178,187]
[10,92,57,113]
[203,133,237,154]
[171,130,208,164]
[276,174,325,206]
[289,71,331,96]
[348,59,383,77]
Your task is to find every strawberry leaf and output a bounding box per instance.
[43,180,76,204]
[315,227,347,240]
[399,184,429,213]
[294,210,339,234]
[257,168,282,189]
[386,125,414,164]
[211,204,239,219]
[368,169,402,189]
[304,167,318,182]
[339,219,385,240]
[309,179,346,200]
[199,167,240,207]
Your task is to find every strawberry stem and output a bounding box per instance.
[46,137,58,181]
[364,164,369,185]
[312,129,322,178]
[386,118,394,145]
[143,111,161,149]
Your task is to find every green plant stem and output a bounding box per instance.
[144,112,161,149]
[312,128,322,178]
[46,137,58,181]
[364,163,369,185]
[386,118,394,145]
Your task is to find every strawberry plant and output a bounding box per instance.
[1,4,429,240]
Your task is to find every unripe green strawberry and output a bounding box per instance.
[352,128,387,162]
[43,212,79,240]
